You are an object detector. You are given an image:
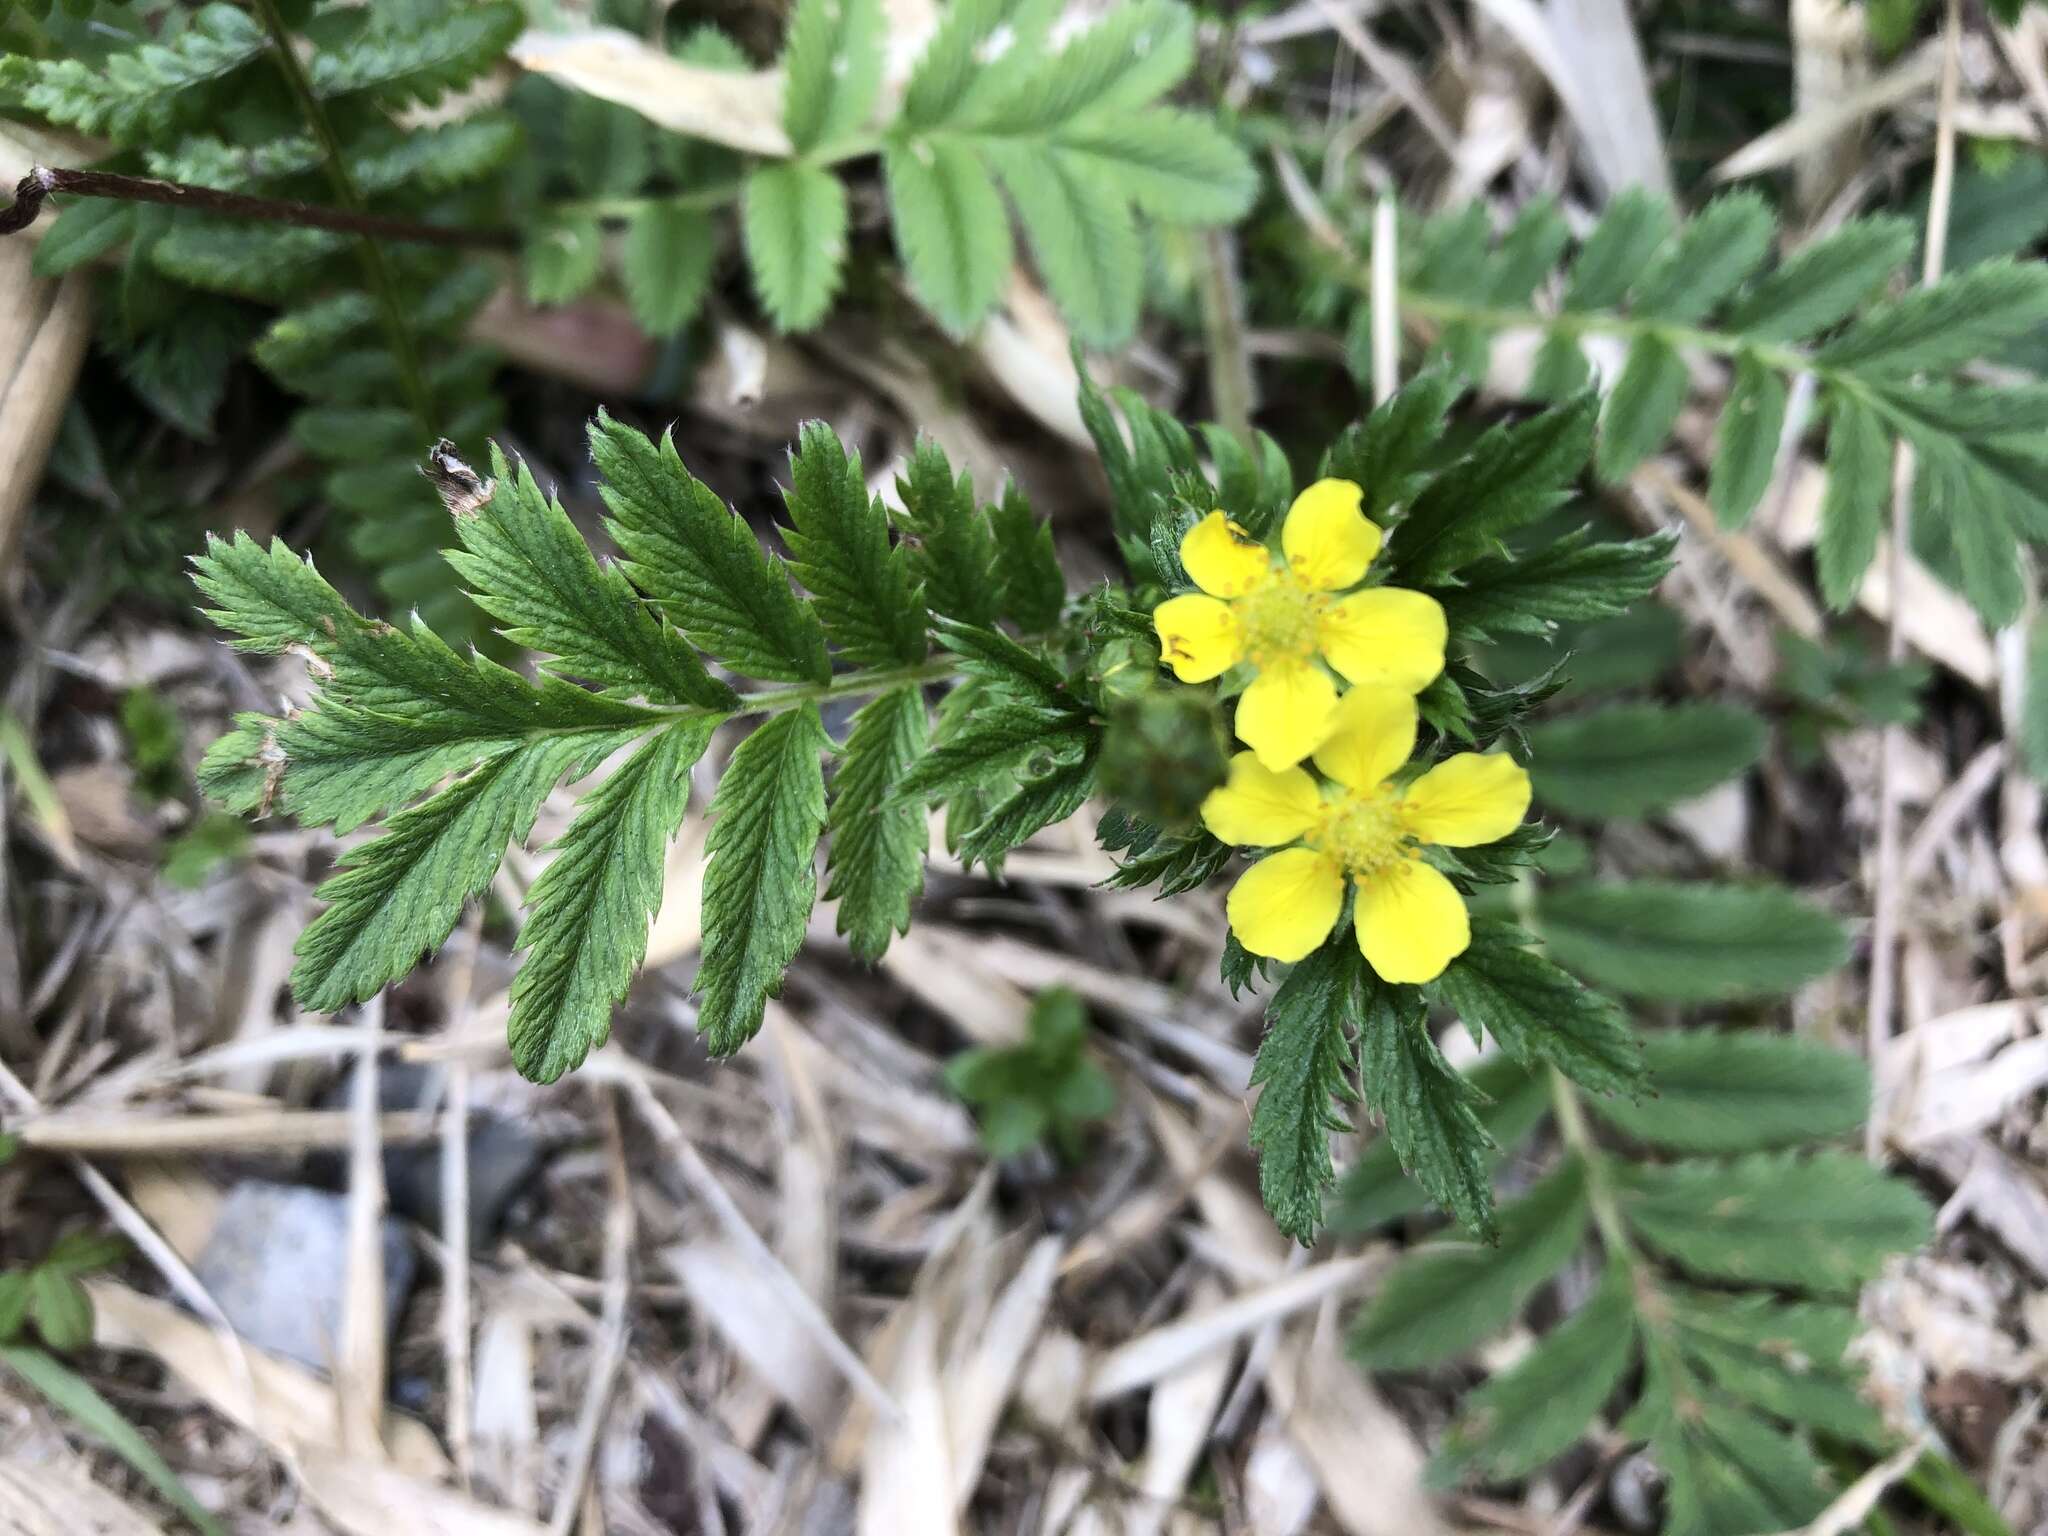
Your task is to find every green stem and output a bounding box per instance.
[554,137,883,223]
[652,657,960,723]
[248,0,434,431]
[1545,1065,1641,1267]
[1192,227,1256,446]
[555,180,748,222]
[1395,287,1817,381]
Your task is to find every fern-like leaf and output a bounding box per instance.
[695,704,832,1055]
[509,719,716,1082]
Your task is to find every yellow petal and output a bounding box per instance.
[1181,511,1274,598]
[1282,479,1381,592]
[1227,847,1345,962]
[1202,752,1323,847]
[1154,593,1243,683]
[1312,686,1418,790]
[1234,658,1339,771]
[1401,752,1532,848]
[1318,586,1448,692]
[1355,857,1470,984]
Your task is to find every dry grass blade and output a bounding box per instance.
[507,28,791,156]
[1713,41,1941,182]
[1765,1436,1931,1535]
[1129,1278,1234,1536]
[1880,1001,2048,1151]
[87,1279,452,1476]
[296,1447,550,1536]
[1267,1312,1447,1536]
[336,1002,388,1457]
[0,1452,168,1536]
[0,243,89,596]
[1087,1256,1377,1401]
[622,1074,902,1423]
[946,1234,1064,1506]
[13,1108,437,1153]
[1311,0,1462,162]
[1540,0,1672,197]
[546,1087,634,1536]
[858,1297,957,1536]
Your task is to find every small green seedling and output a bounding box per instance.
[945,987,1117,1161]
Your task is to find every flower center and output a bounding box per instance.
[1313,788,1409,877]
[1235,575,1323,668]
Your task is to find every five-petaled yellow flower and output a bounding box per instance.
[1152,479,1448,772]
[1202,686,1531,984]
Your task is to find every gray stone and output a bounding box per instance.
[194,1180,415,1373]
[371,1064,545,1247]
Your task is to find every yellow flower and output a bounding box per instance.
[1201,687,1531,984]
[1152,479,1448,772]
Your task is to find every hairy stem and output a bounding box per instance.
[1192,228,1256,445]
[554,135,882,223]
[0,165,517,249]
[1396,288,1816,380]
[248,0,435,429]
[1545,1065,1640,1268]
[652,657,961,723]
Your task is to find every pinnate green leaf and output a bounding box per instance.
[1722,215,1914,341]
[1429,921,1644,1098]
[1534,879,1849,1002]
[593,411,831,684]
[1392,395,1597,582]
[1562,189,1676,312]
[446,447,732,708]
[309,1,522,106]
[622,205,717,335]
[1628,191,1773,324]
[1436,528,1673,641]
[987,143,1140,346]
[17,2,262,144]
[1597,333,1689,482]
[989,483,1066,631]
[695,704,831,1055]
[1524,701,1767,819]
[1248,944,1362,1243]
[1349,1158,1590,1369]
[1056,110,1258,226]
[742,163,849,333]
[1358,982,1502,1237]
[1638,1387,1835,1536]
[1815,388,1890,611]
[1711,352,1788,528]
[780,0,886,151]
[1329,1055,1548,1234]
[1323,368,1459,524]
[826,687,931,961]
[1434,1261,1638,1484]
[779,422,929,666]
[1619,1151,1932,1295]
[885,139,1012,336]
[1589,1030,1870,1154]
[1667,1290,1888,1447]
[524,213,603,306]
[294,729,638,1014]
[1818,258,2048,377]
[951,748,1096,871]
[508,719,716,1083]
[896,438,998,626]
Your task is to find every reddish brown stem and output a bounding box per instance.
[0,164,516,250]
